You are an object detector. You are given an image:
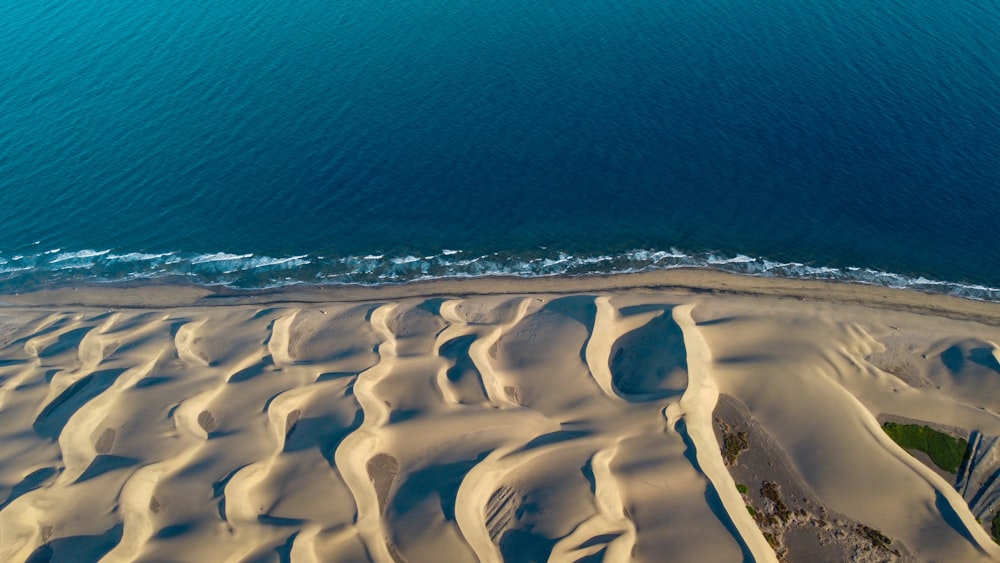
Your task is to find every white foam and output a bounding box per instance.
[0,265,31,274]
[190,252,254,265]
[1,246,998,302]
[626,249,687,262]
[107,252,176,262]
[706,253,755,264]
[50,249,111,263]
[236,255,311,270]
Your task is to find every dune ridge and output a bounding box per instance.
[2,279,1000,561]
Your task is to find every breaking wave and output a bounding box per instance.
[0,247,997,302]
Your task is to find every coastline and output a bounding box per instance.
[5,268,1000,326]
[3,0,998,558]
[4,247,1000,305]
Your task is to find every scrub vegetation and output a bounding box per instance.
[881,422,968,474]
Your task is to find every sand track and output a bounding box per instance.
[1,289,1000,561]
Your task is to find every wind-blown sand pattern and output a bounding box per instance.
[2,275,1000,561]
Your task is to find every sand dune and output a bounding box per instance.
[2,275,1000,561]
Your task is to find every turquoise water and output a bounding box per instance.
[1,1,998,297]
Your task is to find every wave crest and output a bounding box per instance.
[0,247,997,301]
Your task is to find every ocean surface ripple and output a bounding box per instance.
[1,0,998,297]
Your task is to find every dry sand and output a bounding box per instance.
[1,270,1000,561]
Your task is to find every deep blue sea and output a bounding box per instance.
[1,1,998,298]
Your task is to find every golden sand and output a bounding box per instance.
[1,270,999,561]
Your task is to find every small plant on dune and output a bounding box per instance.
[760,481,791,523]
[722,431,749,465]
[855,524,892,548]
[763,532,780,549]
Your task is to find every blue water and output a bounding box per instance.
[1,1,998,297]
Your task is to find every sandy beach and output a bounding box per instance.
[2,270,1000,562]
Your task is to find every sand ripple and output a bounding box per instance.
[1,292,999,561]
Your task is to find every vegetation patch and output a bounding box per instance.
[761,481,791,523]
[722,430,749,465]
[763,532,779,549]
[736,483,749,494]
[881,422,969,473]
[991,513,1000,544]
[856,524,892,549]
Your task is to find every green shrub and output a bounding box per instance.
[736,483,749,494]
[856,524,892,548]
[882,422,968,473]
[763,532,779,549]
[722,431,749,465]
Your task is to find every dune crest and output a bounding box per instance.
[1,286,1000,561]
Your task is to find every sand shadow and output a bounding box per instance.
[545,296,598,365]
[33,369,126,439]
[498,527,557,563]
[942,345,966,373]
[714,354,775,365]
[274,532,298,563]
[284,409,364,467]
[228,356,274,384]
[36,327,92,359]
[26,523,123,563]
[0,467,59,511]
[942,342,1000,375]
[674,418,754,563]
[154,522,196,540]
[75,455,139,484]
[439,334,489,403]
[315,371,357,382]
[610,307,687,401]
[934,490,982,547]
[440,335,478,382]
[521,430,590,452]
[134,375,172,389]
[416,298,447,316]
[970,347,1000,373]
[390,452,490,521]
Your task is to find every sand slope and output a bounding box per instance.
[1,284,999,561]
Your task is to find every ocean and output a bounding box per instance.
[1,0,998,298]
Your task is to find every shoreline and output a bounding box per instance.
[3,247,999,305]
[4,268,1000,326]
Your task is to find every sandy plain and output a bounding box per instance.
[1,269,1000,562]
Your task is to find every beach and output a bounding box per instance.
[1,271,1000,561]
[3,0,998,559]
